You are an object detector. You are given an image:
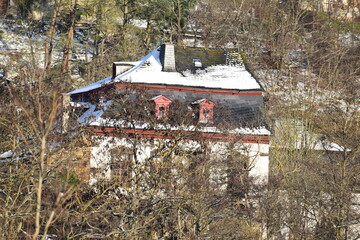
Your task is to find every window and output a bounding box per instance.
[151,95,172,119]
[110,147,133,186]
[192,99,215,124]
[226,153,250,196]
[113,161,132,183]
[158,106,166,119]
[187,150,209,190]
[202,108,211,122]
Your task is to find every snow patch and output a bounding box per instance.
[0,150,13,158]
[87,116,271,136]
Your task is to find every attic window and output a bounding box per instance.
[151,95,172,119]
[192,99,215,124]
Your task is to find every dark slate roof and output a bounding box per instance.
[106,88,266,129]
[169,46,263,91]
[173,46,241,70]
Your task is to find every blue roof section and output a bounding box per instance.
[68,76,113,95]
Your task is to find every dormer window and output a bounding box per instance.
[113,62,135,78]
[151,95,172,119]
[192,99,215,124]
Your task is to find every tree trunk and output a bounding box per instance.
[61,0,78,79]
[44,0,62,74]
[177,0,183,44]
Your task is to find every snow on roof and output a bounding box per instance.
[150,95,172,101]
[192,98,207,104]
[151,95,164,100]
[88,117,271,136]
[68,76,112,95]
[76,102,270,136]
[78,101,112,124]
[68,46,261,95]
[68,48,160,95]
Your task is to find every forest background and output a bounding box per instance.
[0,0,359,239]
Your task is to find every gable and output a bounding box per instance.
[151,95,172,104]
[192,98,215,107]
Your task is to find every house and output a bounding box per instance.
[301,0,360,18]
[66,44,271,186]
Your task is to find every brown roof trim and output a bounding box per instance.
[114,83,262,96]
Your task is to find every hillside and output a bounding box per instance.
[0,1,359,239]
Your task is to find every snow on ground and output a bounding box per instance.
[0,21,50,68]
[272,119,347,152]
[0,20,93,80]
[0,150,13,158]
[255,67,359,152]
[255,68,359,113]
[340,33,360,47]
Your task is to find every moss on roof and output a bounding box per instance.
[174,46,240,71]
[172,45,264,91]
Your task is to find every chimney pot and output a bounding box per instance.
[162,44,176,72]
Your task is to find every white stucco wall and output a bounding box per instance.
[89,136,270,186]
